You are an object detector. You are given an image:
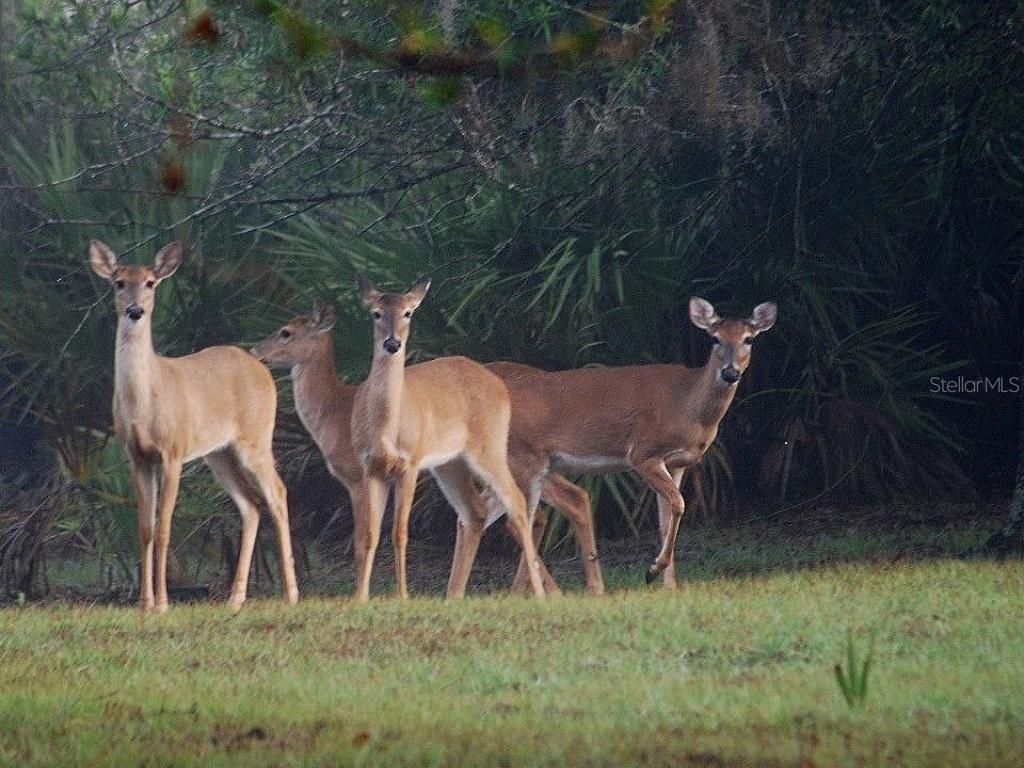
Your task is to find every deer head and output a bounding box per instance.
[251,300,337,367]
[356,275,431,357]
[689,297,777,385]
[89,240,183,328]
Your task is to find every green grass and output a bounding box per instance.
[1,558,1022,766]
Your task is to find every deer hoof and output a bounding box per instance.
[644,567,658,585]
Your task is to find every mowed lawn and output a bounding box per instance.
[1,559,1022,767]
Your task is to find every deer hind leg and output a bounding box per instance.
[153,458,183,614]
[354,475,388,602]
[205,449,262,612]
[507,461,561,595]
[392,467,419,599]
[542,474,604,595]
[448,515,485,599]
[509,506,562,596]
[466,451,546,599]
[131,460,158,613]
[234,443,299,606]
[656,468,686,589]
[431,461,487,599]
[633,458,686,585]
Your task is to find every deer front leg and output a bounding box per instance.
[153,458,183,614]
[392,467,419,599]
[132,461,158,613]
[347,481,369,594]
[633,458,685,585]
[656,468,686,589]
[354,475,387,602]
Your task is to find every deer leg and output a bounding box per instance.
[153,458,183,614]
[132,461,158,613]
[240,448,299,607]
[509,506,561,595]
[543,474,604,595]
[633,458,686,584]
[468,452,546,598]
[347,481,369,595]
[656,468,686,589]
[392,467,418,599]
[505,460,560,595]
[447,517,485,599]
[354,475,387,602]
[205,450,262,612]
[431,462,486,598]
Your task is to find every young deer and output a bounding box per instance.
[351,276,547,599]
[469,298,777,590]
[89,240,298,613]
[251,301,571,599]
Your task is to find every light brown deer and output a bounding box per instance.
[251,300,575,599]
[351,276,547,599]
[89,240,298,613]
[475,298,777,590]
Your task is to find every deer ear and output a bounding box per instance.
[153,242,183,281]
[749,301,777,333]
[312,300,336,334]
[356,274,381,307]
[689,297,720,332]
[405,277,431,311]
[89,240,118,281]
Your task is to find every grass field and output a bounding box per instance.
[1,546,1022,767]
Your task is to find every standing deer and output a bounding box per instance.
[475,297,777,590]
[89,240,298,613]
[351,276,547,599]
[251,301,573,599]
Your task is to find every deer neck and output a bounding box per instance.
[689,356,740,429]
[363,344,406,447]
[112,318,157,421]
[291,340,354,439]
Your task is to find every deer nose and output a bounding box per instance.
[720,366,740,384]
[382,337,401,354]
[125,304,144,321]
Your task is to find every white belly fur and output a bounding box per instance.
[550,452,628,474]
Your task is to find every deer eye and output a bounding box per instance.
[372,311,382,320]
[114,280,125,289]
[145,280,155,289]
[743,337,754,345]
[279,328,291,340]
[403,310,411,318]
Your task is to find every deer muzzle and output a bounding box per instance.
[125,303,144,321]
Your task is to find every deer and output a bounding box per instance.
[88,240,299,613]
[351,276,547,600]
[251,300,578,599]
[467,297,777,591]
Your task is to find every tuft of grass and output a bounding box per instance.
[835,630,875,709]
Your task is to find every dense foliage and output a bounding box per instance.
[0,0,1021,595]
